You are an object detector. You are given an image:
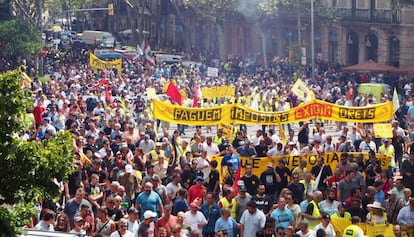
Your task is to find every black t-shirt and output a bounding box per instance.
[298,127,309,144]
[251,195,273,215]
[255,145,268,157]
[275,167,291,188]
[68,170,87,195]
[260,170,279,195]
[107,207,124,221]
[232,138,244,149]
[392,135,405,155]
[241,175,260,196]
[287,182,305,203]
[207,169,220,193]
[87,168,107,184]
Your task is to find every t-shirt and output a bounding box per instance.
[137,222,155,237]
[207,169,220,193]
[240,209,266,237]
[183,211,208,235]
[251,195,273,215]
[235,195,251,222]
[166,182,181,197]
[136,191,162,221]
[221,154,240,170]
[241,175,260,196]
[214,217,238,237]
[338,179,357,202]
[319,200,340,215]
[270,208,294,230]
[314,223,336,237]
[172,197,188,216]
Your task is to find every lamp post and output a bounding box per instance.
[311,0,315,81]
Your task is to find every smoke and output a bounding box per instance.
[235,0,262,20]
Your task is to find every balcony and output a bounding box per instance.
[337,8,400,24]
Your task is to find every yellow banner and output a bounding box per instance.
[373,124,393,138]
[330,217,396,237]
[291,78,315,100]
[212,152,390,182]
[202,85,235,99]
[89,53,122,74]
[153,99,393,125]
[218,123,235,139]
[365,224,394,237]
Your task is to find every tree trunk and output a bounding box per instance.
[297,13,302,46]
[217,23,226,60]
[258,24,268,69]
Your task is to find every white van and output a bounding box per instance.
[80,30,116,47]
[155,53,183,65]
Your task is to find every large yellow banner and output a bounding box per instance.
[89,53,122,74]
[152,99,393,125]
[330,217,395,236]
[211,152,390,180]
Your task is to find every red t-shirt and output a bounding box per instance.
[155,215,177,237]
[33,105,45,125]
[188,184,206,204]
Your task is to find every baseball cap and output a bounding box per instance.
[321,213,331,220]
[267,163,274,168]
[278,158,287,164]
[190,201,200,208]
[143,210,157,219]
[125,164,133,173]
[239,185,247,192]
[288,141,296,146]
[388,189,397,195]
[74,216,84,222]
[128,207,139,214]
[195,176,204,182]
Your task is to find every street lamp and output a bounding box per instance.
[311,0,315,82]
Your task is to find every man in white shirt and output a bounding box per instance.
[240,201,266,237]
[184,201,208,237]
[358,135,377,153]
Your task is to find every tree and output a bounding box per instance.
[0,20,42,61]
[0,69,75,236]
[0,0,12,21]
[183,0,237,59]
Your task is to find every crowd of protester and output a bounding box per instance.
[9,44,414,237]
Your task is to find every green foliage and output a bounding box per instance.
[278,0,338,18]
[259,0,280,15]
[0,20,42,58]
[0,70,75,236]
[183,0,238,22]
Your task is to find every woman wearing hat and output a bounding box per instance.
[366,201,388,225]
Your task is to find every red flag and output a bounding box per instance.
[192,83,202,107]
[166,82,183,105]
[95,79,108,87]
[232,163,242,194]
[105,86,115,108]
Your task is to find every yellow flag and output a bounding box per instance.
[278,123,287,144]
[291,79,315,100]
[20,72,32,88]
[393,88,400,113]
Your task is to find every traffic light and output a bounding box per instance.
[108,3,114,16]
